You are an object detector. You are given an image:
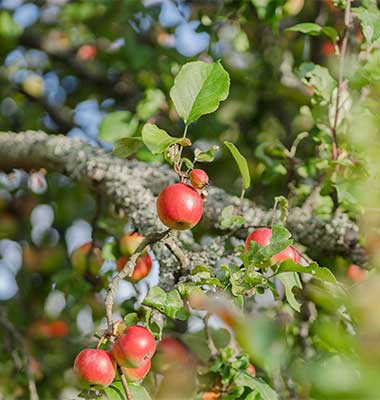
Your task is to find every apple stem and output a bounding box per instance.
[118,365,133,400]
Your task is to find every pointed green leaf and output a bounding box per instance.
[141,123,183,155]
[277,272,302,312]
[170,61,230,124]
[276,260,336,283]
[113,137,142,158]
[224,141,251,190]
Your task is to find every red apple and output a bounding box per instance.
[111,325,156,368]
[189,169,209,190]
[121,359,151,382]
[49,320,69,337]
[77,44,97,60]
[120,232,144,256]
[157,183,203,230]
[245,227,300,264]
[321,40,335,56]
[152,337,189,372]
[74,349,115,386]
[116,254,152,282]
[347,264,366,282]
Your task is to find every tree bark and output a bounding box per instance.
[0,131,366,287]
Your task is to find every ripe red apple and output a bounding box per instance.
[347,264,366,282]
[120,232,144,256]
[49,320,69,337]
[74,348,115,386]
[245,227,300,264]
[189,169,209,190]
[77,44,97,60]
[111,325,156,368]
[71,242,104,275]
[157,183,203,230]
[121,359,151,382]
[321,40,335,56]
[116,254,152,282]
[152,337,189,372]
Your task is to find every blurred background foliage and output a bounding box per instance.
[0,0,380,399]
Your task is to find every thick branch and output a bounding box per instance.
[0,131,366,274]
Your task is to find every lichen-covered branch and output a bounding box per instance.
[0,131,366,284]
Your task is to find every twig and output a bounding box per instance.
[163,237,189,271]
[331,0,352,160]
[118,366,133,400]
[0,311,39,400]
[105,229,171,333]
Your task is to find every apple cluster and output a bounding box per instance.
[74,325,156,387]
[156,169,209,230]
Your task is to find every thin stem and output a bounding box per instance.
[0,311,39,400]
[176,124,189,180]
[204,313,218,357]
[331,0,352,160]
[105,229,171,333]
[118,365,133,400]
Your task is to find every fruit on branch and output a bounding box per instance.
[70,242,104,275]
[347,264,366,282]
[113,320,128,337]
[120,232,144,256]
[157,183,203,230]
[121,359,151,382]
[74,349,115,387]
[245,227,300,264]
[152,337,189,373]
[111,325,156,368]
[189,169,209,190]
[117,233,152,282]
[116,254,152,282]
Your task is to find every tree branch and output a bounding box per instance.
[331,0,352,160]
[0,131,367,279]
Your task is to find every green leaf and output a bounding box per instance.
[170,61,230,124]
[104,382,152,400]
[287,23,338,41]
[165,289,183,319]
[276,260,336,283]
[249,377,279,400]
[141,123,184,155]
[113,137,142,158]
[137,88,165,120]
[143,286,167,312]
[194,145,220,163]
[99,111,138,143]
[352,5,380,44]
[277,272,302,312]
[224,141,251,190]
[220,205,245,230]
[211,328,231,349]
[124,312,138,326]
[297,63,336,102]
[287,22,322,35]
